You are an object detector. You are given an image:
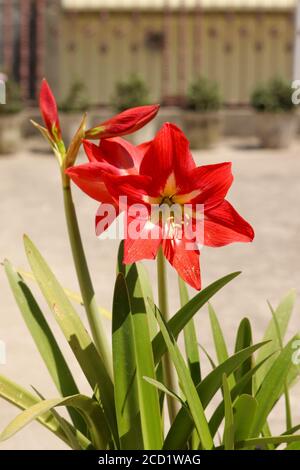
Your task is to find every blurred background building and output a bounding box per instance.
[0,0,298,105]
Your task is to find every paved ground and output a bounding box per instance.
[0,136,300,449]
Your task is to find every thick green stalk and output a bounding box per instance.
[63,181,112,378]
[156,247,178,424]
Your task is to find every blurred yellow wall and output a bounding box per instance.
[54,10,294,105]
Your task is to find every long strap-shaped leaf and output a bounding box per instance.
[230,434,300,450]
[255,290,296,389]
[150,301,214,450]
[178,276,201,385]
[23,235,117,446]
[0,394,108,449]
[163,341,268,449]
[209,304,235,390]
[112,273,143,450]
[152,271,241,365]
[117,243,162,450]
[136,263,157,340]
[222,374,234,450]
[234,317,253,392]
[0,375,91,449]
[233,395,258,443]
[209,353,274,437]
[4,259,85,434]
[251,335,300,438]
[15,268,111,319]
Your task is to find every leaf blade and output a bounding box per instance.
[153,272,241,365]
[23,235,116,446]
[112,273,142,450]
[150,301,214,450]
[4,259,85,434]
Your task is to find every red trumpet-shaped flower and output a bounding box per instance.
[85,104,159,140]
[39,79,62,142]
[67,123,254,290]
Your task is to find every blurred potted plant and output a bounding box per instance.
[183,77,222,149]
[59,82,89,145]
[111,75,155,143]
[251,78,296,148]
[0,77,23,154]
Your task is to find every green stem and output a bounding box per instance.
[63,182,112,378]
[156,247,178,424]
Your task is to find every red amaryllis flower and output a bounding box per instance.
[85,105,159,140]
[39,79,62,142]
[67,123,254,290]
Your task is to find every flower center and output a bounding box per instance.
[160,195,175,207]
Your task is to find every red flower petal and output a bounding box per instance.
[39,79,61,141]
[140,123,196,195]
[204,200,255,247]
[163,236,201,290]
[182,162,233,209]
[85,105,159,140]
[66,163,115,203]
[83,137,144,172]
[123,216,162,264]
[101,172,153,207]
[95,202,120,237]
[82,140,102,163]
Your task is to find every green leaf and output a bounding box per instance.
[281,423,300,437]
[136,262,157,339]
[117,244,155,336]
[143,377,185,407]
[150,300,214,450]
[4,259,85,434]
[16,267,111,319]
[209,303,229,363]
[208,303,235,390]
[117,242,162,450]
[0,375,92,449]
[234,318,253,392]
[178,276,201,385]
[251,336,300,437]
[199,345,217,370]
[112,273,142,450]
[233,395,257,442]
[153,271,241,365]
[255,290,296,389]
[163,341,268,450]
[285,442,300,450]
[222,374,234,450]
[234,434,300,449]
[268,301,293,431]
[32,387,82,450]
[23,235,116,446]
[209,354,273,438]
[0,395,108,449]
